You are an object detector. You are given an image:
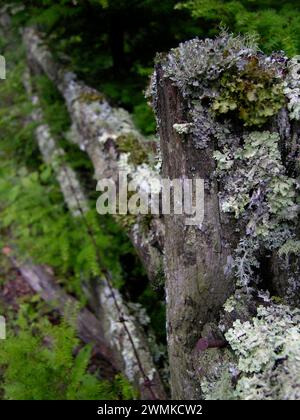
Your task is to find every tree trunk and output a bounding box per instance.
[153,37,300,398]
[155,65,237,399]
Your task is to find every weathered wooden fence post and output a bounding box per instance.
[153,34,300,399]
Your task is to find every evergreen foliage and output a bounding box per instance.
[0,161,127,297]
[6,1,300,134]
[0,306,134,400]
[177,1,300,55]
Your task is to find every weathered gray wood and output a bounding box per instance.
[22,69,166,399]
[23,70,89,217]
[152,32,300,398]
[155,66,237,399]
[22,26,163,284]
[16,260,166,399]
[18,22,300,400]
[13,260,115,367]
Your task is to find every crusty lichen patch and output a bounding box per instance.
[159,30,288,127]
[214,128,299,289]
[225,303,300,400]
[153,30,300,400]
[214,130,298,227]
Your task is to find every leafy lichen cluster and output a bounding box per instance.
[214,131,298,233]
[161,31,288,128]
[214,129,300,293]
[214,128,299,289]
[159,32,300,399]
[162,31,258,98]
[159,33,300,284]
[212,58,285,126]
[279,239,300,257]
[225,303,300,400]
[283,56,300,120]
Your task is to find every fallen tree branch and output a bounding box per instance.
[21,69,166,399]
[23,70,88,217]
[22,26,164,283]
[8,257,115,368]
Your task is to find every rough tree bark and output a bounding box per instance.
[152,37,300,398]
[154,66,238,400]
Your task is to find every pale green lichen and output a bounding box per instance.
[162,31,258,98]
[223,296,238,313]
[161,31,287,132]
[232,237,261,288]
[213,148,234,171]
[225,304,300,400]
[155,32,262,149]
[215,130,298,228]
[156,30,300,401]
[212,58,285,126]
[214,129,299,288]
[173,122,194,135]
[113,149,161,238]
[279,240,300,256]
[283,56,300,120]
[200,360,237,400]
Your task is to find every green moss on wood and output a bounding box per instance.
[78,91,105,103]
[116,133,149,166]
[114,213,137,232]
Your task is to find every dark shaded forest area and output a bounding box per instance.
[0,0,300,401]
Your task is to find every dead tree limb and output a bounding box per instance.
[22,26,164,283]
[22,70,166,399]
[11,259,115,367]
[23,70,88,217]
